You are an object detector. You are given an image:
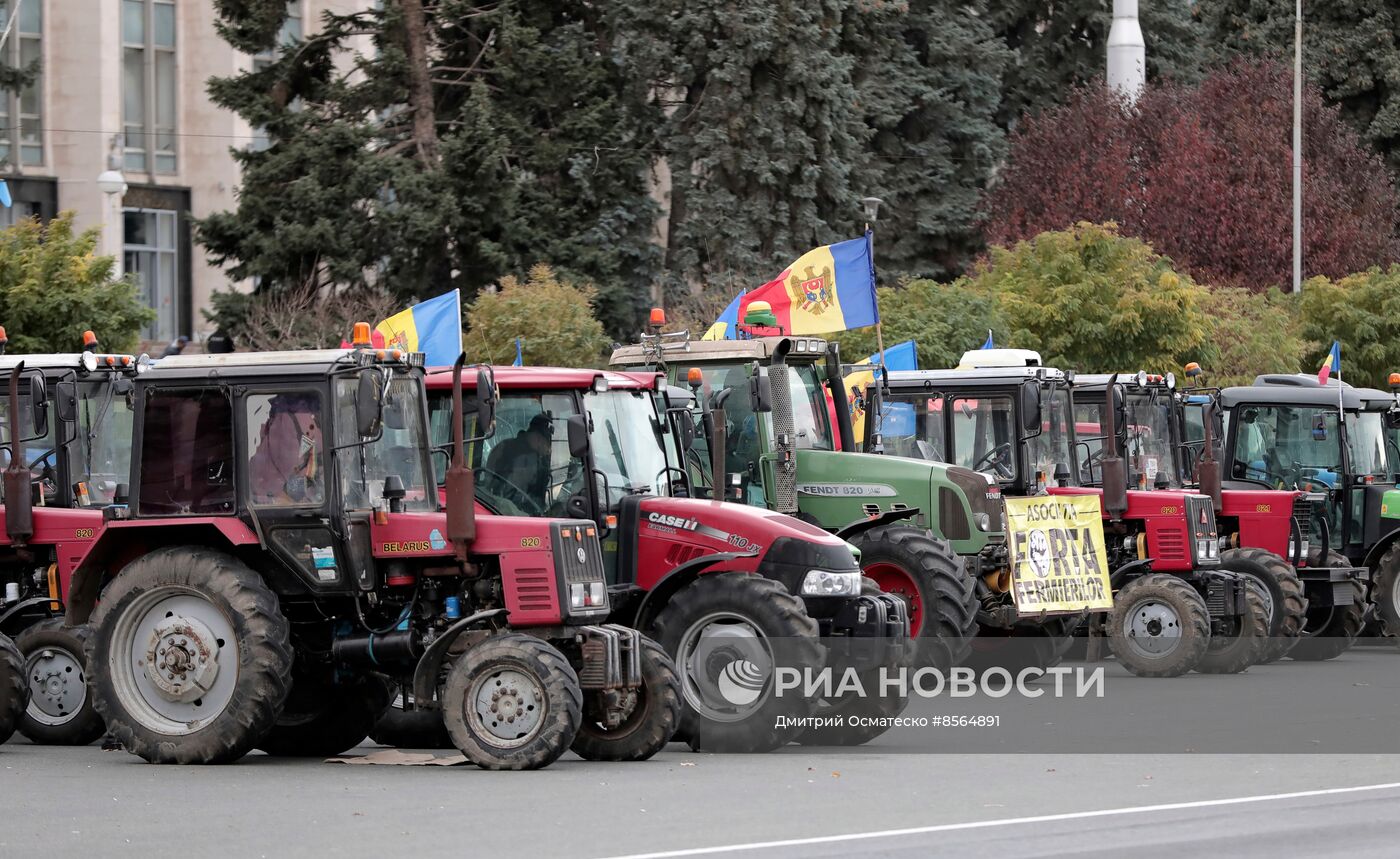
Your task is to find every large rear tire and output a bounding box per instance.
[87,547,293,764]
[1374,543,1400,639]
[571,636,681,762]
[1195,579,1269,674]
[651,573,824,752]
[0,632,25,745]
[16,619,105,745]
[850,525,978,670]
[257,672,392,758]
[1217,548,1307,663]
[1290,551,1366,662]
[441,632,582,771]
[1107,574,1211,678]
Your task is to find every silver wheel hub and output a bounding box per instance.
[26,647,86,725]
[143,615,220,703]
[1125,599,1183,656]
[678,613,773,723]
[469,669,544,746]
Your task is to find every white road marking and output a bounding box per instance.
[596,781,1400,859]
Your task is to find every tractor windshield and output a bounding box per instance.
[787,363,834,451]
[0,386,56,504]
[1230,405,1342,491]
[73,379,135,506]
[876,392,945,462]
[335,375,433,511]
[950,393,1018,481]
[1346,411,1390,478]
[1124,390,1180,488]
[586,389,678,508]
[1027,387,1075,485]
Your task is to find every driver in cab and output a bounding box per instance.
[484,413,553,511]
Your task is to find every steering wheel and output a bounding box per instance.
[27,448,55,473]
[477,467,545,516]
[972,443,1014,479]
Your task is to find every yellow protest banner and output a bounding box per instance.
[1005,495,1114,616]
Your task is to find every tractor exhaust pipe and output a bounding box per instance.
[1101,374,1129,519]
[446,352,476,555]
[1197,397,1223,512]
[4,364,33,546]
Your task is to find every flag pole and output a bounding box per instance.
[865,224,888,390]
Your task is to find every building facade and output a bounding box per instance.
[3,0,364,351]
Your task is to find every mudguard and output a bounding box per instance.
[834,507,920,542]
[630,550,758,631]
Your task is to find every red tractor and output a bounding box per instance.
[419,366,912,750]
[65,337,678,769]
[0,333,148,745]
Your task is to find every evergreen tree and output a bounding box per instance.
[1197,0,1400,172]
[991,0,1203,127]
[201,0,658,338]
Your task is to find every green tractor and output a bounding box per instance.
[610,319,1002,666]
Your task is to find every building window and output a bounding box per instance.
[0,0,43,167]
[122,0,176,173]
[124,208,180,341]
[250,2,303,152]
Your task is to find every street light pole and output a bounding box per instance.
[1293,0,1303,294]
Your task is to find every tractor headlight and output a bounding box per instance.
[569,581,608,611]
[1195,538,1219,561]
[801,570,861,597]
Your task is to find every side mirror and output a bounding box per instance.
[567,413,589,459]
[355,369,383,438]
[474,368,496,437]
[750,371,772,413]
[28,374,48,438]
[1110,386,1128,441]
[1020,380,1042,434]
[54,381,77,424]
[668,407,696,452]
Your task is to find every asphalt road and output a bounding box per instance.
[2,650,1397,859]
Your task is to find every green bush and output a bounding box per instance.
[0,212,153,353]
[1298,267,1400,388]
[463,264,609,367]
[1194,287,1307,387]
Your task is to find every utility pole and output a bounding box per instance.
[1293,0,1303,294]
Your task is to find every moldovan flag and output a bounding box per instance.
[375,290,463,367]
[843,340,918,443]
[705,234,878,339]
[1317,341,1341,385]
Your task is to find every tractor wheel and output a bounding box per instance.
[1374,543,1400,640]
[1107,574,1211,677]
[87,547,293,765]
[1217,548,1308,664]
[571,635,681,762]
[1195,579,1269,674]
[1290,551,1366,662]
[965,617,1078,675]
[441,632,582,770]
[16,619,105,746]
[371,690,453,750]
[0,632,25,745]
[797,577,911,747]
[257,672,392,758]
[651,573,824,753]
[850,525,978,670]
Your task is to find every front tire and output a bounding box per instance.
[1217,548,1307,664]
[1195,579,1269,674]
[1290,551,1366,662]
[257,672,392,757]
[441,633,582,771]
[0,633,25,745]
[1107,574,1211,677]
[16,620,105,745]
[851,525,978,670]
[571,636,681,761]
[651,573,824,753]
[87,547,293,765]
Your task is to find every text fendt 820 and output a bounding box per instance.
[417,366,911,750]
[611,327,1003,671]
[868,350,1265,677]
[0,332,148,746]
[1202,374,1396,657]
[62,339,677,769]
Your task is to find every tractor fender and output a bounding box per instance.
[1110,558,1154,591]
[409,609,510,707]
[64,519,260,626]
[834,507,921,542]
[1362,529,1400,573]
[630,551,758,632]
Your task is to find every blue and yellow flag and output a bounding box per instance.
[375,289,462,366]
[705,234,878,339]
[843,340,917,443]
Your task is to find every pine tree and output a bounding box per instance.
[1197,0,1400,171]
[991,0,1203,127]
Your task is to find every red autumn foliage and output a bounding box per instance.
[983,60,1400,290]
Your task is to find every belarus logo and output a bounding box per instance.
[787,265,835,315]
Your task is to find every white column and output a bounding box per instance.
[1107,0,1146,103]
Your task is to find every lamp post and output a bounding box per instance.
[1292,0,1303,294]
[97,135,127,278]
